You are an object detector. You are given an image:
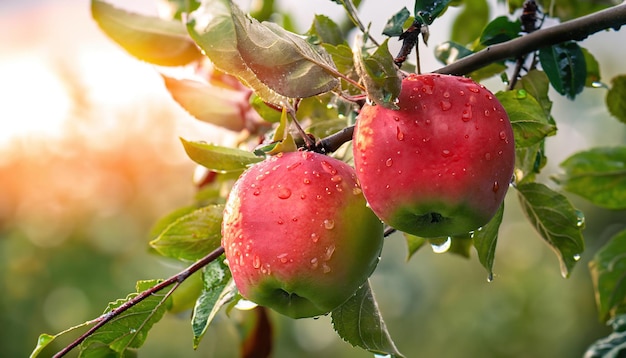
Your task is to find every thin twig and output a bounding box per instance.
[434,3,626,76]
[54,246,226,357]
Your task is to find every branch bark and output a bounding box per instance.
[434,3,626,76]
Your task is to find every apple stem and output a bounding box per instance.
[287,107,315,150]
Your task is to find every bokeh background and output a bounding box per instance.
[1,0,625,357]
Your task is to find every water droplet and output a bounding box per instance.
[431,237,451,253]
[310,233,319,243]
[301,151,313,160]
[576,210,585,228]
[287,162,302,171]
[253,189,261,196]
[300,194,306,199]
[324,219,335,230]
[442,149,452,158]
[310,257,319,269]
[492,181,499,192]
[321,161,338,175]
[440,100,452,111]
[277,253,288,263]
[484,109,491,117]
[425,119,431,125]
[461,108,472,122]
[516,89,527,99]
[396,127,404,141]
[459,90,465,96]
[130,328,137,334]
[499,131,507,141]
[322,263,331,273]
[468,86,480,93]
[277,187,291,199]
[486,94,493,100]
[324,244,336,261]
[331,175,342,183]
[393,116,400,122]
[487,273,494,282]
[485,153,492,161]
[443,91,450,98]
[573,254,581,261]
[591,81,608,89]
[385,158,393,167]
[252,255,261,269]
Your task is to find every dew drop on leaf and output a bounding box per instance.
[576,210,586,228]
[431,237,451,253]
[516,89,527,99]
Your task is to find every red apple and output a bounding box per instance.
[222,151,384,318]
[353,73,515,238]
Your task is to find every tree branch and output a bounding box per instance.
[434,3,626,76]
[54,246,226,357]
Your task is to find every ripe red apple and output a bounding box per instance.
[222,151,384,318]
[353,73,515,238]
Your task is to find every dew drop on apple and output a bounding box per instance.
[321,161,338,175]
[492,181,499,192]
[499,131,507,141]
[310,257,319,269]
[461,108,472,122]
[440,100,452,111]
[468,85,480,93]
[277,253,289,264]
[303,178,311,185]
[430,237,451,253]
[441,149,452,158]
[324,244,335,261]
[310,232,319,243]
[322,263,331,273]
[485,152,492,161]
[396,127,404,141]
[331,175,342,183]
[252,255,261,269]
[277,187,291,199]
[323,219,335,230]
[385,158,393,167]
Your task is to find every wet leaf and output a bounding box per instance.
[496,90,556,148]
[80,280,172,354]
[383,7,411,37]
[162,75,248,132]
[554,147,626,210]
[250,94,282,123]
[590,230,626,322]
[354,37,401,109]
[91,0,202,66]
[515,142,547,184]
[414,0,453,25]
[607,75,626,124]
[516,182,585,278]
[473,203,504,279]
[180,138,263,172]
[332,281,405,358]
[515,69,553,120]
[149,204,224,262]
[187,0,290,106]
[539,41,586,99]
[192,259,236,348]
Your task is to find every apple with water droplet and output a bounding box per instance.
[222,151,384,318]
[353,73,515,238]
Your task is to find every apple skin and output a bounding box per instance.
[353,73,515,238]
[222,151,384,318]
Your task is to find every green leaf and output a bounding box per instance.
[584,314,626,357]
[162,75,247,132]
[496,90,556,148]
[192,258,236,348]
[516,182,585,278]
[307,14,345,46]
[354,37,402,109]
[539,41,587,99]
[187,0,290,106]
[607,75,626,124]
[590,230,626,322]
[514,69,554,120]
[150,204,224,262]
[332,281,405,358]
[554,147,626,210]
[162,0,201,21]
[404,233,427,260]
[473,203,504,280]
[581,47,601,87]
[514,141,547,184]
[414,0,453,25]
[450,0,489,46]
[383,7,411,37]
[231,5,340,98]
[80,280,172,354]
[479,16,521,46]
[250,94,282,123]
[30,334,55,358]
[180,138,263,172]
[91,0,202,66]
